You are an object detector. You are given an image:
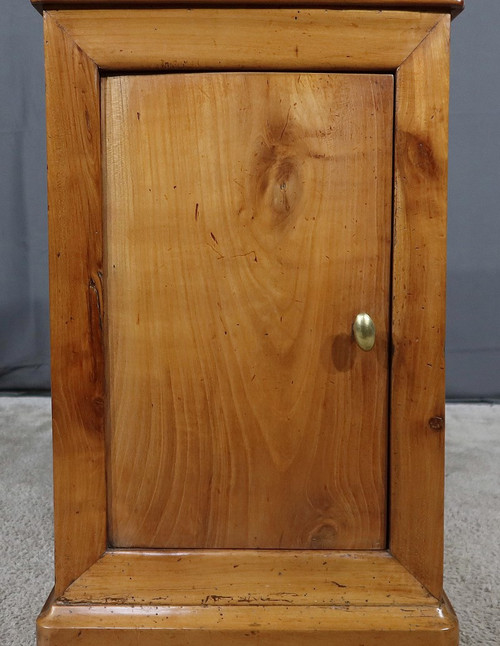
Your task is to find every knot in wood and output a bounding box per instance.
[428,416,444,431]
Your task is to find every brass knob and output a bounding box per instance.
[353,313,375,351]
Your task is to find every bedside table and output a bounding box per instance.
[33,1,463,644]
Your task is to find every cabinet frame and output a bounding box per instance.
[43,4,449,608]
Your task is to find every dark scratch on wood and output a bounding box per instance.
[230,250,258,262]
[202,594,233,605]
[207,243,224,259]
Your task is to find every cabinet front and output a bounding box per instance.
[104,72,393,550]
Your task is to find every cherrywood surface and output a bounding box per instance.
[37,6,458,644]
[32,0,464,17]
[44,12,106,597]
[390,14,450,598]
[38,596,459,646]
[49,9,442,72]
[61,550,434,606]
[104,72,393,550]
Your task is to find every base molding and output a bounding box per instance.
[38,597,458,646]
[37,549,458,645]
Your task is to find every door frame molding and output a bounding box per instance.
[43,8,449,599]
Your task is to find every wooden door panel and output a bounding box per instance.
[104,72,393,549]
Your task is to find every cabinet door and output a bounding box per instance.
[104,72,393,550]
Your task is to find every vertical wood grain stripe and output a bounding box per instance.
[44,12,106,596]
[391,14,450,598]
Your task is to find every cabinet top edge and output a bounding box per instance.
[31,1,464,18]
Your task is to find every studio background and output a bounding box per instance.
[1,0,499,400]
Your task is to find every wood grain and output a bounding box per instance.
[49,9,442,72]
[37,8,458,643]
[390,14,450,598]
[44,12,106,596]
[104,72,393,549]
[33,0,464,19]
[62,550,434,606]
[38,597,459,646]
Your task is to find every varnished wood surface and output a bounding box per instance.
[61,550,434,606]
[104,72,393,549]
[44,12,106,597]
[48,9,443,71]
[33,0,464,18]
[391,14,450,598]
[38,595,459,646]
[37,9,458,644]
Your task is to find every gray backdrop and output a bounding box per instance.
[1,0,499,399]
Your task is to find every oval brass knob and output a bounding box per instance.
[353,313,376,351]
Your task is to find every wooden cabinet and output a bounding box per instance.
[34,1,463,644]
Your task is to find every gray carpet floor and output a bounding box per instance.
[0,397,498,645]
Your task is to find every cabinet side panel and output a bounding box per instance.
[44,12,106,595]
[391,15,450,597]
[104,72,393,550]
